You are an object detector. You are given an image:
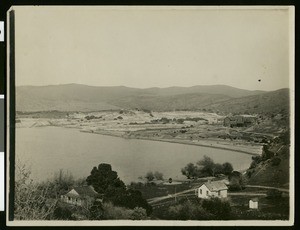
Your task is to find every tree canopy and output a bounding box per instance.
[86,163,152,215]
[86,163,126,194]
[228,171,246,191]
[145,171,164,182]
[181,155,234,178]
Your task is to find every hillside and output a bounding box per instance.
[203,88,290,116]
[245,132,290,188]
[15,84,288,114]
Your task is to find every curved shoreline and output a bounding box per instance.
[81,129,262,156]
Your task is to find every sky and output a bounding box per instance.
[13,6,293,91]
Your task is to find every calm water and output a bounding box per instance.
[16,127,253,184]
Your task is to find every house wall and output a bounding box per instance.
[211,191,219,197]
[219,189,227,198]
[61,195,83,206]
[198,185,210,198]
[197,186,228,199]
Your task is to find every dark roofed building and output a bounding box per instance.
[60,185,100,208]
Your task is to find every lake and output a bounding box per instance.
[16,127,253,184]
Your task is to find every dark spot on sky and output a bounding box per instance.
[258,79,261,82]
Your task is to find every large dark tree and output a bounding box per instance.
[197,155,215,176]
[86,163,152,215]
[110,189,152,215]
[86,163,126,194]
[222,162,234,175]
[228,171,246,191]
[181,163,198,179]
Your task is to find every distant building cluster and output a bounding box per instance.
[223,115,257,128]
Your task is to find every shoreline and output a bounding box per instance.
[18,122,262,156]
[81,129,262,156]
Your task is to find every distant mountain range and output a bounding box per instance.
[16,84,289,115]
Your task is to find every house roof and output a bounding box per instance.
[66,186,99,198]
[203,181,228,192]
[250,198,259,202]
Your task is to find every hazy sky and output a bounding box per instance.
[13,6,293,91]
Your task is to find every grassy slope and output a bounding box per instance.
[245,135,290,188]
[203,88,289,116]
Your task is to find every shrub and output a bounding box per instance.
[89,200,104,220]
[271,157,281,166]
[167,200,211,220]
[266,189,282,199]
[262,145,274,160]
[14,161,57,220]
[53,206,74,220]
[102,202,133,220]
[130,207,147,220]
[201,198,231,220]
[228,171,246,191]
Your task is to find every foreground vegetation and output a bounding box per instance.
[14,126,290,221]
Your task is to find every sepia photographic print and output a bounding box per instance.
[7,6,294,226]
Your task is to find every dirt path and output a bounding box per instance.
[228,192,266,196]
[245,185,289,192]
[148,188,196,204]
[148,184,289,205]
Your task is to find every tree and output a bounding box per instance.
[145,171,164,181]
[154,171,164,180]
[182,156,234,179]
[181,163,198,179]
[222,162,233,175]
[261,145,274,160]
[86,163,126,194]
[14,161,57,220]
[86,163,152,215]
[228,171,246,191]
[145,171,154,182]
[197,155,215,176]
[213,163,224,175]
[108,188,152,215]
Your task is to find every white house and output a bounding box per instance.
[60,185,99,208]
[249,198,259,209]
[196,181,228,199]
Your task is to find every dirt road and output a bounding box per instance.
[245,185,289,192]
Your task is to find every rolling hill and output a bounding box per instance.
[16,84,289,115]
[202,88,290,116]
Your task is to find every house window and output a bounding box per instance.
[218,191,221,196]
[206,191,209,195]
[200,189,202,194]
[68,197,70,201]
